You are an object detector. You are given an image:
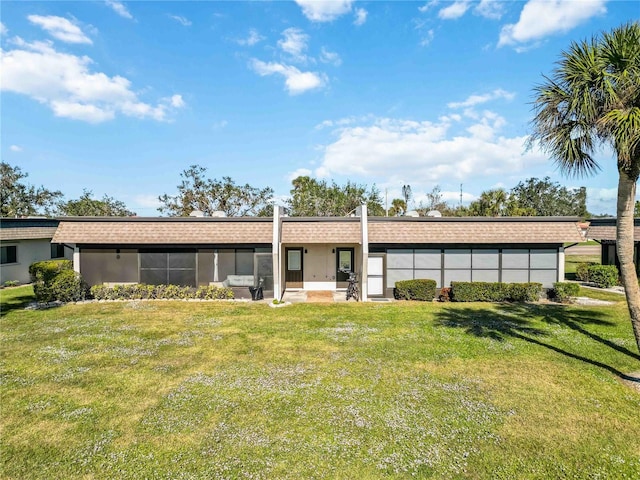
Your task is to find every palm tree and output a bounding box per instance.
[530,22,640,351]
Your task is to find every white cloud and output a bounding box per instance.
[212,120,228,130]
[312,114,547,186]
[499,0,607,47]
[1,22,8,36]
[28,15,92,44]
[419,1,439,13]
[237,28,264,46]
[320,47,342,66]
[447,89,515,109]
[9,145,23,152]
[475,0,504,19]
[1,38,183,123]
[419,29,435,47]
[168,15,191,27]
[133,194,162,210]
[294,0,354,22]
[250,59,327,95]
[438,1,471,20]
[105,0,134,20]
[278,28,309,62]
[354,8,367,26]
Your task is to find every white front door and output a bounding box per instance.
[367,255,384,296]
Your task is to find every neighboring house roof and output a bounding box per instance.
[281,218,361,244]
[368,217,583,244]
[52,217,273,245]
[587,218,640,241]
[0,218,59,241]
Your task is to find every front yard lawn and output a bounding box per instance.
[1,288,639,479]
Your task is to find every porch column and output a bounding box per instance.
[358,204,368,301]
[73,245,80,273]
[272,206,283,301]
[558,246,565,282]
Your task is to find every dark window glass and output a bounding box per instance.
[140,252,168,269]
[1,246,17,264]
[140,269,168,285]
[169,269,196,286]
[51,244,65,259]
[169,252,196,269]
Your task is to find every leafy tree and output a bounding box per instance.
[530,22,640,350]
[158,165,274,217]
[58,189,135,216]
[0,162,62,217]
[388,198,406,216]
[467,188,509,216]
[635,201,640,217]
[287,176,384,216]
[416,185,453,215]
[508,177,588,217]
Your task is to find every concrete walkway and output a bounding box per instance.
[281,290,353,303]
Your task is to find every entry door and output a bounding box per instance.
[285,247,303,288]
[336,248,355,288]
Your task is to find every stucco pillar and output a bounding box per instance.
[358,204,368,301]
[272,206,283,301]
[73,245,80,273]
[558,246,565,282]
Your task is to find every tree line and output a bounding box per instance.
[0,161,606,218]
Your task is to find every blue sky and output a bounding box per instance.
[1,0,638,216]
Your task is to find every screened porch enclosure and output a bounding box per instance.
[80,247,273,289]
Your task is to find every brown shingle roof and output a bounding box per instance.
[587,225,640,241]
[0,226,58,241]
[281,219,360,244]
[368,217,582,244]
[52,218,272,245]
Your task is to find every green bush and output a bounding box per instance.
[575,262,596,282]
[451,282,542,302]
[587,265,619,288]
[394,279,437,301]
[552,282,580,303]
[50,270,89,302]
[89,284,235,301]
[30,259,75,302]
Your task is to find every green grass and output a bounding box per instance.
[565,254,601,280]
[1,290,639,479]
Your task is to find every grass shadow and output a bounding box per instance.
[0,293,35,317]
[435,303,640,383]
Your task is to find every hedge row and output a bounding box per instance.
[576,263,619,288]
[89,284,234,301]
[394,279,437,301]
[29,260,89,303]
[449,282,542,302]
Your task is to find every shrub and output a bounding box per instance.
[3,280,19,287]
[552,282,580,303]
[89,284,235,301]
[575,262,596,282]
[587,265,619,288]
[50,270,89,302]
[451,282,542,302]
[507,283,542,302]
[394,279,437,301]
[30,259,75,303]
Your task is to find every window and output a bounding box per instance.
[1,245,17,264]
[139,250,196,286]
[51,244,66,259]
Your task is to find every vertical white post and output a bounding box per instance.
[272,206,283,300]
[358,204,368,301]
[73,245,80,273]
[558,247,565,282]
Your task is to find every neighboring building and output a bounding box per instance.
[52,210,582,300]
[587,218,640,275]
[0,218,73,285]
